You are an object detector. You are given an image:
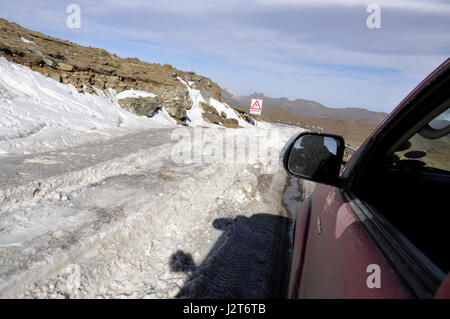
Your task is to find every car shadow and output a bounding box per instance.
[169,213,294,299]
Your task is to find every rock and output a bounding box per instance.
[100,67,116,76]
[28,55,45,66]
[209,85,222,101]
[48,53,66,60]
[200,102,238,126]
[166,108,187,123]
[162,86,192,123]
[43,58,55,68]
[189,76,222,101]
[0,43,14,56]
[200,89,211,103]
[57,62,74,71]
[190,75,203,82]
[27,46,54,68]
[200,102,221,124]
[75,63,91,72]
[49,73,62,82]
[118,97,161,117]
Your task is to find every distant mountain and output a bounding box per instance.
[223,89,388,123]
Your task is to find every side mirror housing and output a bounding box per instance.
[281,132,345,187]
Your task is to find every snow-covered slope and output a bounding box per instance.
[0,57,269,156]
[0,57,177,155]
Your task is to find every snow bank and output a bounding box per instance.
[0,57,177,155]
[182,81,216,127]
[177,77,256,128]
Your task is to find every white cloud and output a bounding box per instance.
[91,0,450,15]
[90,16,445,80]
[261,0,450,15]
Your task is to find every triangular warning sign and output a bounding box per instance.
[250,98,263,115]
[251,100,262,110]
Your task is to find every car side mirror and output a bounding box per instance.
[281,132,345,187]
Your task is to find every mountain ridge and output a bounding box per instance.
[222,88,388,123]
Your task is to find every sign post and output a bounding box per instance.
[250,98,263,115]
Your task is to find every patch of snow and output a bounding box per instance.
[253,118,273,128]
[116,89,156,100]
[209,98,252,128]
[0,57,177,155]
[151,106,178,125]
[177,77,215,127]
[178,78,258,128]
[20,37,33,44]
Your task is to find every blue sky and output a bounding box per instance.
[1,0,449,113]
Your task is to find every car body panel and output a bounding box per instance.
[434,276,450,299]
[287,198,311,299]
[295,184,413,298]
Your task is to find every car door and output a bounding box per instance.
[292,183,414,298]
[290,58,450,299]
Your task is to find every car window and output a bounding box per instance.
[392,108,450,173]
[361,105,450,277]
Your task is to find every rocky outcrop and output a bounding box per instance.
[161,86,192,123]
[118,97,162,117]
[26,46,55,68]
[179,74,221,102]
[0,18,228,125]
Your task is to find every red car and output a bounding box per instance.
[281,58,450,299]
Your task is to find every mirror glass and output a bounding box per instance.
[288,134,339,181]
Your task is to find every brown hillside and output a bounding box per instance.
[261,107,379,147]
